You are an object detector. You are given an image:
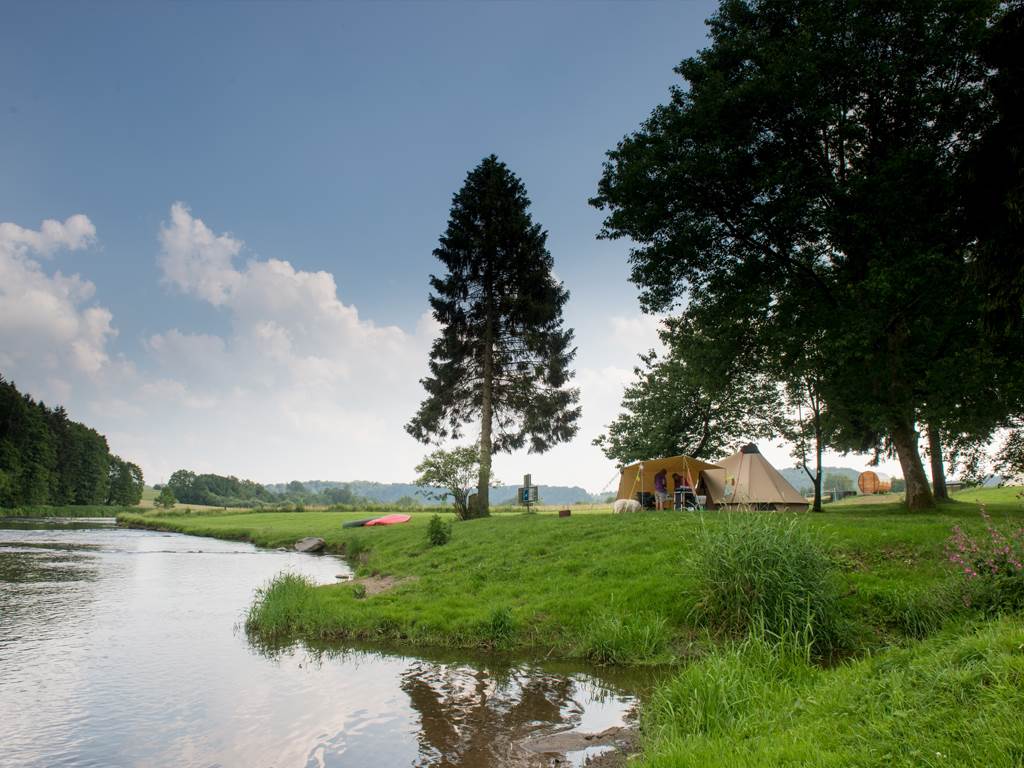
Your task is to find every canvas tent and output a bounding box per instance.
[699,444,809,512]
[616,455,722,502]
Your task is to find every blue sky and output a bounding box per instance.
[1,1,901,489]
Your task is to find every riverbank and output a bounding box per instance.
[118,488,1024,766]
[117,489,1023,657]
[2,504,137,517]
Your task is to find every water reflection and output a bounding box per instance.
[403,661,578,766]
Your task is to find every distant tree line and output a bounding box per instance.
[164,471,377,508]
[0,375,144,507]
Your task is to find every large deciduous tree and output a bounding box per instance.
[407,155,580,515]
[596,315,780,465]
[592,0,1018,510]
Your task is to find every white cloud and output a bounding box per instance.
[0,213,114,381]
[0,214,96,256]
[158,202,242,305]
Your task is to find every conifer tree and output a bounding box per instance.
[407,155,581,515]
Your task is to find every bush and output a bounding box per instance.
[690,514,844,656]
[155,486,176,509]
[946,507,1024,613]
[426,514,453,546]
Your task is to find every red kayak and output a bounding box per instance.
[363,514,412,527]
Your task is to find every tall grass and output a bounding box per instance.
[689,513,845,655]
[246,572,324,640]
[643,629,814,739]
[583,609,671,665]
[636,616,1024,767]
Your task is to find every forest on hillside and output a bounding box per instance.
[0,376,143,507]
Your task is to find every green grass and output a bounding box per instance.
[117,488,1024,658]
[637,616,1024,767]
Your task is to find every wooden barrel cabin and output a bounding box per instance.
[857,470,892,494]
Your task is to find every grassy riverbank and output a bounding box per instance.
[118,488,1024,766]
[2,504,139,517]
[117,488,1024,656]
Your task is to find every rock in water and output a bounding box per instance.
[294,537,326,553]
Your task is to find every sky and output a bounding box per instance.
[0,1,907,491]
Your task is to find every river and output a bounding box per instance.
[0,518,646,768]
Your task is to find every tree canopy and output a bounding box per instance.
[0,375,143,508]
[592,0,1023,509]
[408,155,581,513]
[595,316,780,465]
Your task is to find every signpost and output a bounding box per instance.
[518,473,538,511]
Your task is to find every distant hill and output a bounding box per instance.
[264,480,599,506]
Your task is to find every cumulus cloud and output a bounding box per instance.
[0,214,96,256]
[158,202,242,305]
[0,213,114,380]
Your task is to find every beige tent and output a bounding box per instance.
[616,455,721,502]
[699,444,809,512]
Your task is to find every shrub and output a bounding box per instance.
[946,506,1024,613]
[155,486,176,509]
[426,514,453,546]
[689,514,844,656]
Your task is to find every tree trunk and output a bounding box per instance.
[812,404,823,511]
[927,424,948,500]
[890,418,934,510]
[477,318,493,518]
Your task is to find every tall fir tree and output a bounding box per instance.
[407,155,581,515]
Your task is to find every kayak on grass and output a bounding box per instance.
[342,513,412,528]
[364,514,412,526]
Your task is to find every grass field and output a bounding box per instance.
[117,487,1024,766]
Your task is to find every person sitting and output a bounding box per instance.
[672,472,696,510]
[671,472,685,509]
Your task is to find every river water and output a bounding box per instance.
[0,518,645,768]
